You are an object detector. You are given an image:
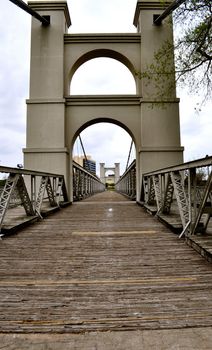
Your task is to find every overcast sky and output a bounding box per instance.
[0,0,211,176]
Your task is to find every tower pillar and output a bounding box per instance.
[134,0,183,178]
[100,163,106,183]
[23,1,71,194]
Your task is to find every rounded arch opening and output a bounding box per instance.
[72,119,136,177]
[69,49,137,95]
[72,118,136,148]
[105,169,115,176]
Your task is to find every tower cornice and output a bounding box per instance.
[28,1,71,27]
[133,0,172,27]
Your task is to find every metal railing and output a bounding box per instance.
[0,166,69,233]
[73,161,105,201]
[142,156,212,237]
[115,160,136,200]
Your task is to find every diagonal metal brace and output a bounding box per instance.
[16,175,35,216]
[153,175,162,212]
[35,176,48,216]
[56,177,69,204]
[35,176,60,216]
[170,171,189,228]
[46,177,57,207]
[146,176,156,205]
[0,173,20,230]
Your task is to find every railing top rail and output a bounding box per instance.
[0,166,64,178]
[73,161,103,183]
[143,156,212,177]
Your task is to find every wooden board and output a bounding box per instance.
[0,191,212,333]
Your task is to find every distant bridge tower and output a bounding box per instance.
[100,163,120,184]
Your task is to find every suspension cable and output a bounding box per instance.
[125,140,133,171]
[153,0,186,25]
[78,135,91,172]
[9,0,50,26]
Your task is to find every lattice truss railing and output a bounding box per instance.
[0,166,68,231]
[142,157,212,237]
[73,161,105,201]
[115,160,136,200]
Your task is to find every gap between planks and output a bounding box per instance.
[0,276,197,286]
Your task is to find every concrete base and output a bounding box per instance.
[1,327,212,349]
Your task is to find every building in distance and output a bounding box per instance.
[73,155,96,175]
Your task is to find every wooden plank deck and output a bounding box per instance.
[0,191,212,334]
[143,201,212,262]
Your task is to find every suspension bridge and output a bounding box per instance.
[0,0,212,348]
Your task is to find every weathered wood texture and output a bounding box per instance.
[186,235,212,263]
[1,201,65,234]
[144,201,212,262]
[0,191,212,333]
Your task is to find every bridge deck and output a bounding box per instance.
[0,191,212,336]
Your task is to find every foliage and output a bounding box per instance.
[184,165,210,186]
[0,179,6,187]
[175,0,211,100]
[140,0,212,104]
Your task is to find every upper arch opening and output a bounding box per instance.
[69,49,137,95]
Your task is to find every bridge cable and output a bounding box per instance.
[78,135,92,172]
[125,140,133,171]
[9,0,50,26]
[153,0,186,25]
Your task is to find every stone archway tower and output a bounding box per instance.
[23,0,184,201]
[23,1,71,184]
[100,163,120,184]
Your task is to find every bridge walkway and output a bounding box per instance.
[0,191,212,348]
